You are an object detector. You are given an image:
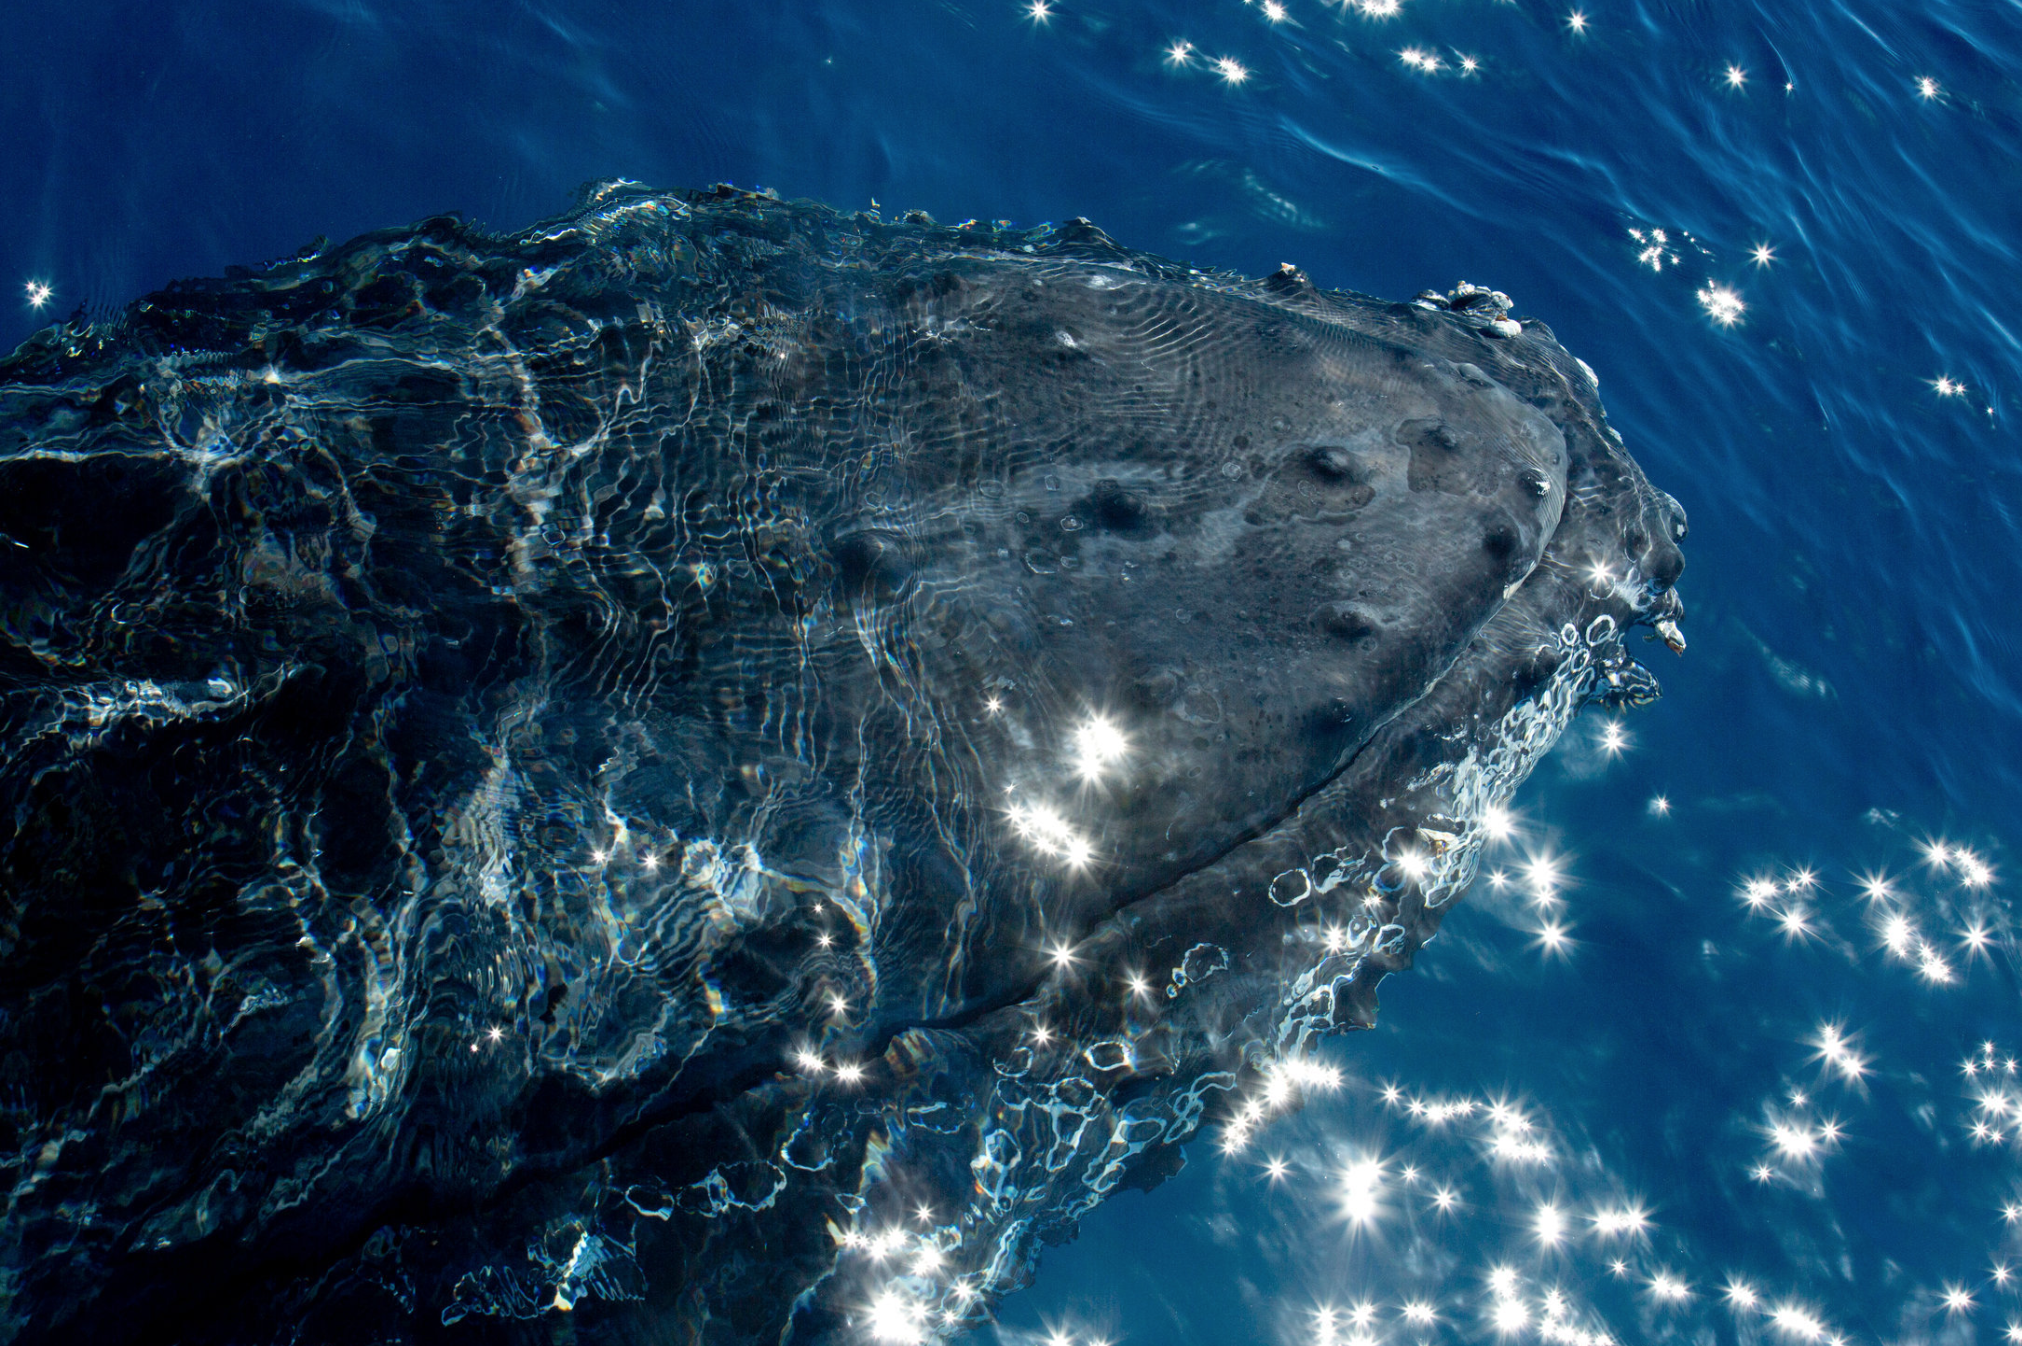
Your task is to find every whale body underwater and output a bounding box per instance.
[0,183,1687,1343]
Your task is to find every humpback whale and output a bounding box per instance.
[0,182,1686,1343]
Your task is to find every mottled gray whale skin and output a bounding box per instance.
[0,183,1686,1344]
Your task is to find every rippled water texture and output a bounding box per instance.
[2,1,2019,1344]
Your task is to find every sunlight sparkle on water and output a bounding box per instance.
[1724,65,1747,89]
[1009,800,1094,867]
[1814,1023,1867,1080]
[1750,242,1776,266]
[1535,1203,1567,1245]
[1697,282,1746,326]
[1593,1204,1649,1236]
[866,1288,927,1344]
[1340,1158,1383,1225]
[1524,854,1562,898]
[1772,1303,1829,1341]
[1215,56,1249,84]
[1071,714,1129,781]
[1650,1272,1691,1302]
[1167,825,2013,1346]
[1918,945,1955,984]
[1631,227,1677,272]
[24,281,52,310]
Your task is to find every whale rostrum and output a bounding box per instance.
[0,182,1686,1344]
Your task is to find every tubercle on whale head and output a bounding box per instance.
[1563,399,1687,658]
[1630,498,1689,654]
[1646,490,1690,653]
[1385,280,1688,665]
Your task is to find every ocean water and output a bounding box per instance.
[2,2,2019,1344]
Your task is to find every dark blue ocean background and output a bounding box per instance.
[5,2,2019,1342]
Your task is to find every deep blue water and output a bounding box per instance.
[5,1,2020,1342]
